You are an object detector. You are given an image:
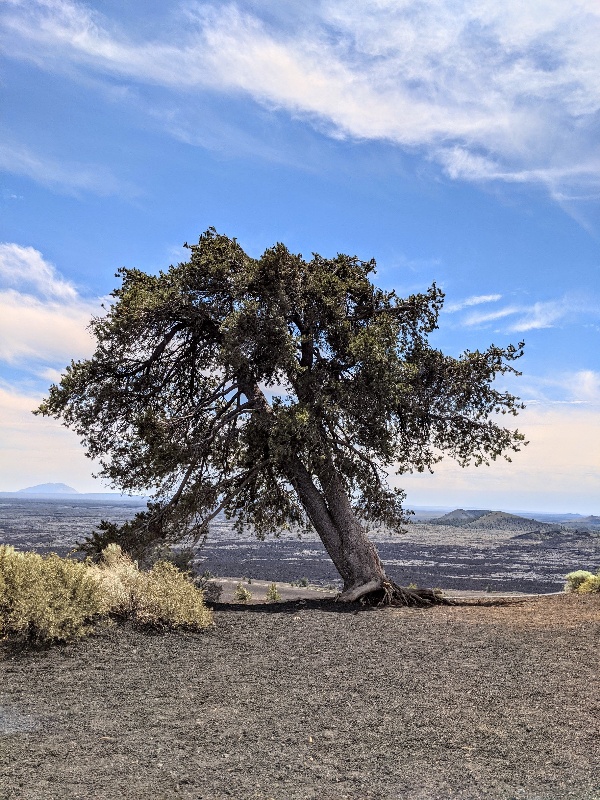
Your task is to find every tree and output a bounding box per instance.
[37,229,526,606]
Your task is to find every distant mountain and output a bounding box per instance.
[18,483,79,495]
[430,509,562,533]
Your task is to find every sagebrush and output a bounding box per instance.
[0,545,106,643]
[94,546,213,628]
[564,569,600,594]
[0,544,213,644]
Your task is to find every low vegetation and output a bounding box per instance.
[233,582,253,603]
[564,569,600,594]
[0,543,213,645]
[0,545,106,643]
[266,582,281,602]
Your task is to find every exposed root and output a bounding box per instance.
[338,578,453,607]
[337,579,382,603]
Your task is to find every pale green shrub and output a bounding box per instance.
[234,582,252,603]
[578,573,600,593]
[86,542,140,616]
[0,545,106,643]
[0,543,213,644]
[564,570,598,593]
[266,582,281,602]
[132,561,213,628]
[88,544,213,629]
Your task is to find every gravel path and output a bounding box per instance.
[1,593,599,800]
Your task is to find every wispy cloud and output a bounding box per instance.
[0,243,100,367]
[0,243,77,300]
[1,0,599,199]
[460,295,596,332]
[508,301,565,332]
[519,369,600,406]
[463,305,522,327]
[445,294,502,313]
[0,289,96,364]
[0,141,136,196]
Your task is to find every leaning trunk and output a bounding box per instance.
[317,469,387,601]
[288,456,447,606]
[244,379,447,607]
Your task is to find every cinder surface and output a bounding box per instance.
[1,593,599,799]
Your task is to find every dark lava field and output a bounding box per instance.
[1,497,598,594]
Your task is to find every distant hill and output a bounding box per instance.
[562,515,600,531]
[430,509,562,533]
[17,483,79,494]
[431,509,489,524]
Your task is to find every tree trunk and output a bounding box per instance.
[243,379,448,607]
[288,455,448,607]
[317,468,387,601]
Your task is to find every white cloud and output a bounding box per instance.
[0,244,100,366]
[0,141,135,196]
[1,1,599,198]
[0,384,107,492]
[0,243,77,300]
[570,370,600,402]
[0,290,96,364]
[460,295,596,332]
[520,369,600,405]
[0,242,106,490]
[445,294,502,313]
[508,301,565,332]
[397,404,600,513]
[463,305,522,327]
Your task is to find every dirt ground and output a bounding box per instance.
[1,592,599,800]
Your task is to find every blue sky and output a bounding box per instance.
[0,0,599,512]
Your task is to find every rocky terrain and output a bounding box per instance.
[2,497,599,799]
[1,498,598,594]
[1,593,599,800]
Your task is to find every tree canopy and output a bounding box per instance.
[38,229,526,604]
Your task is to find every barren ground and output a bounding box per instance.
[1,592,599,800]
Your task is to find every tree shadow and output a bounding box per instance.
[208,598,376,614]
[208,595,529,613]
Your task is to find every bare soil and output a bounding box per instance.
[1,592,599,800]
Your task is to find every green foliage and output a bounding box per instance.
[37,229,526,557]
[289,577,310,588]
[0,543,213,645]
[194,577,223,604]
[75,511,182,567]
[233,582,252,603]
[193,570,223,603]
[0,545,106,643]
[147,544,197,573]
[266,582,281,602]
[565,569,600,594]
